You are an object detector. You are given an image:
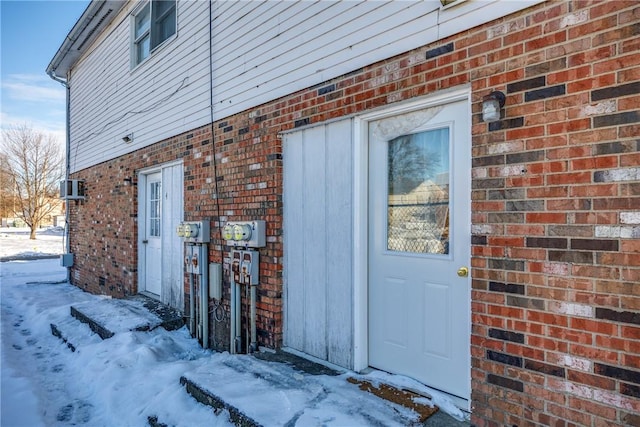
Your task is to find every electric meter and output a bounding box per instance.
[184,223,199,238]
[177,221,210,243]
[222,224,234,241]
[233,224,252,241]
[223,220,266,248]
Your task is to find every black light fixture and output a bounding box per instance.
[122,133,134,143]
[482,91,506,123]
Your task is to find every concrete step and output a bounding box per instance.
[175,350,449,427]
[69,294,183,340]
[51,294,184,350]
[50,315,102,352]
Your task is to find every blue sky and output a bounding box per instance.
[1,0,89,142]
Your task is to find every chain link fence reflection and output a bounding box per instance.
[387,202,449,254]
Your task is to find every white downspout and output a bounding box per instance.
[48,70,71,282]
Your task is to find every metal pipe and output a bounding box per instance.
[235,280,241,353]
[196,276,201,341]
[245,283,250,353]
[230,268,236,354]
[250,282,257,352]
[189,271,195,336]
[201,244,209,349]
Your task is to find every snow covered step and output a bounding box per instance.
[69,295,183,340]
[50,315,102,352]
[179,352,434,426]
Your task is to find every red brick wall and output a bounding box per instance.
[70,1,639,424]
[68,129,210,297]
[465,2,640,425]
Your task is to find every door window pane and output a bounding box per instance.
[387,128,450,254]
[149,181,161,237]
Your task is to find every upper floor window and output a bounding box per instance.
[133,0,176,66]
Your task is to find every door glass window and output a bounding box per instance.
[149,181,161,237]
[387,128,450,254]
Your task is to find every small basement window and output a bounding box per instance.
[132,0,176,66]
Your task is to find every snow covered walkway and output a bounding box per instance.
[1,259,469,426]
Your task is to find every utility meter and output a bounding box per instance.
[233,224,252,241]
[222,224,234,241]
[183,223,200,238]
[224,220,266,248]
[177,221,210,243]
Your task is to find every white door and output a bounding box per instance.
[368,100,470,400]
[143,172,162,296]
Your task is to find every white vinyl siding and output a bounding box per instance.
[208,0,540,121]
[283,119,354,369]
[67,0,540,173]
[69,0,210,172]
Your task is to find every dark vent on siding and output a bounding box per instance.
[77,8,113,51]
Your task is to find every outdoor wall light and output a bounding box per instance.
[482,91,506,123]
[122,133,134,143]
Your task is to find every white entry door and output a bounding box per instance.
[143,172,163,296]
[368,99,470,400]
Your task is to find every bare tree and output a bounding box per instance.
[0,153,18,222]
[1,124,64,239]
[388,134,440,195]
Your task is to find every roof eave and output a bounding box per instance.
[47,0,127,80]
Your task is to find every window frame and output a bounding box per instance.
[131,0,177,68]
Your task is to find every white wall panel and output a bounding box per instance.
[283,119,354,369]
[283,130,305,351]
[161,162,184,309]
[324,118,354,369]
[302,125,327,360]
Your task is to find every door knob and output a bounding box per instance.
[457,266,469,277]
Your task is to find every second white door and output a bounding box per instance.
[143,172,162,296]
[368,99,471,401]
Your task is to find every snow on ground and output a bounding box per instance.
[0,227,65,260]
[1,259,229,427]
[1,235,468,427]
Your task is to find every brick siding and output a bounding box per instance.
[69,1,639,424]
